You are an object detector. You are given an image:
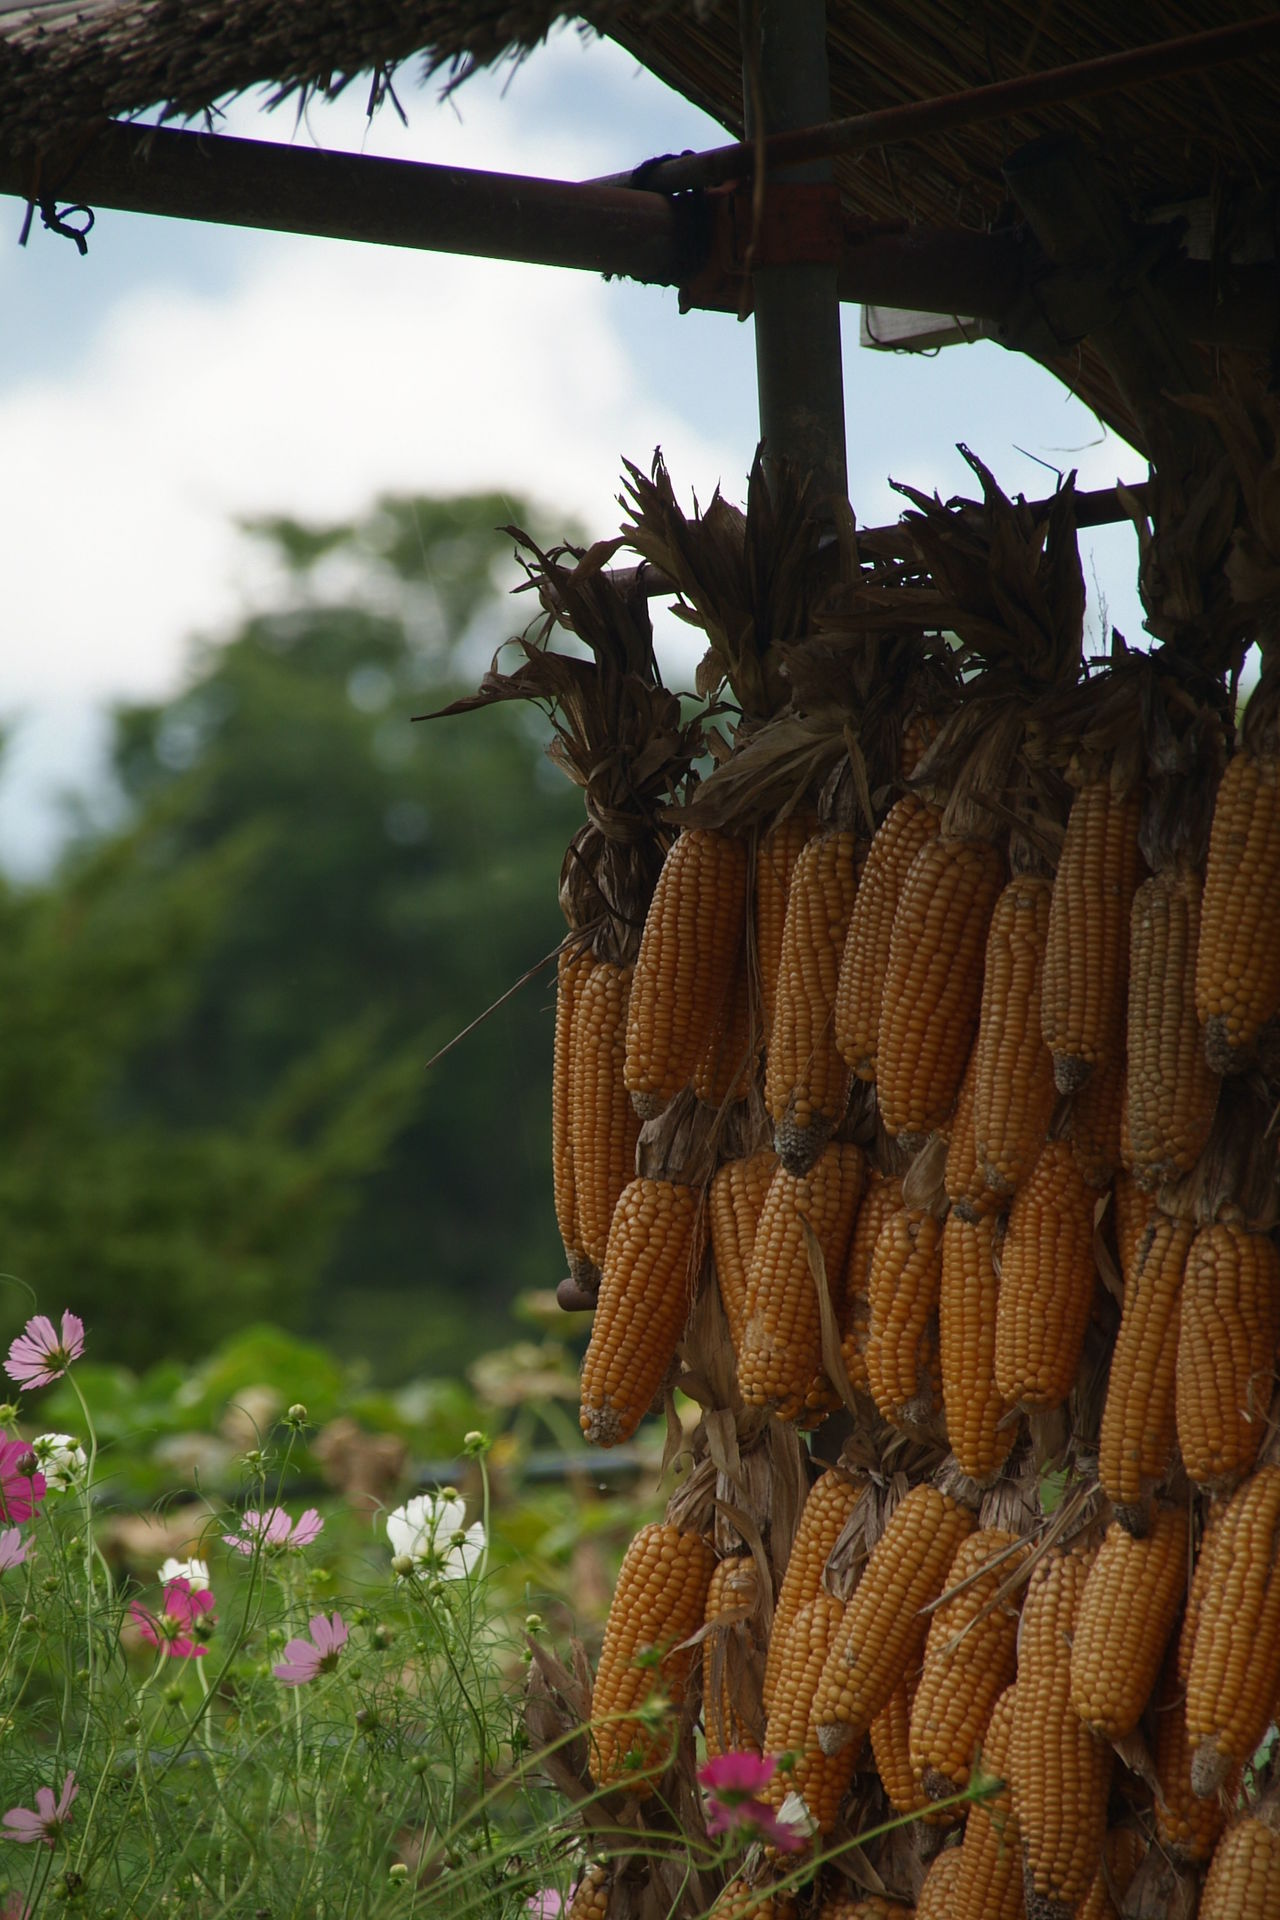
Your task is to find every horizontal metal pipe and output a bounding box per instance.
[593,14,1280,194]
[2,119,690,281]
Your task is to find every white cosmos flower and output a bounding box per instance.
[158,1556,211,1587]
[385,1493,485,1582]
[30,1433,87,1493]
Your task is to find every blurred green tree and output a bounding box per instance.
[1,495,584,1377]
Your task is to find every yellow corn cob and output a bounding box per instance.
[566,1862,611,1920]
[1152,1648,1234,1864]
[1096,1212,1194,1532]
[943,1045,1002,1220]
[877,834,1005,1138]
[835,794,942,1080]
[762,1467,866,1715]
[710,1148,777,1356]
[1065,1053,1125,1190]
[763,1590,855,1836]
[1110,1167,1153,1282]
[1124,868,1220,1188]
[973,875,1056,1198]
[693,950,756,1109]
[950,1683,1023,1920]
[1041,779,1143,1092]
[1196,748,1280,1071]
[1077,1826,1147,1920]
[915,1848,965,1920]
[812,1486,975,1755]
[1068,1506,1188,1739]
[870,1665,926,1816]
[738,1144,865,1420]
[1185,1465,1280,1797]
[755,810,820,1039]
[865,1206,944,1428]
[993,1138,1098,1410]
[702,1553,764,1759]
[1176,1500,1225,1688]
[708,1883,797,1920]
[553,945,592,1279]
[579,1177,705,1447]
[840,1171,905,1394]
[766,829,858,1172]
[589,1521,715,1796]
[571,958,643,1268]
[1199,1805,1280,1918]
[1175,1222,1280,1494]
[939,1211,1015,1485]
[625,828,748,1117]
[910,1528,1027,1810]
[1010,1550,1113,1919]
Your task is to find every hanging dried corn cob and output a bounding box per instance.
[812,1485,975,1756]
[737,1144,864,1421]
[876,833,1006,1140]
[949,1682,1022,1920]
[762,1590,855,1836]
[993,1138,1099,1410]
[756,810,821,1038]
[869,1667,927,1817]
[938,1212,1015,1485]
[1096,1211,1194,1532]
[701,1552,766,1759]
[1041,779,1143,1093]
[553,944,594,1289]
[709,1148,777,1356]
[1067,1505,1188,1739]
[762,1466,866,1715]
[839,1169,905,1394]
[1151,1647,1235,1864]
[625,828,749,1119]
[579,1176,705,1446]
[1175,1221,1280,1493]
[915,1847,964,1920]
[589,1520,715,1797]
[571,957,643,1269]
[835,794,942,1081]
[1009,1549,1113,1920]
[1199,1797,1280,1918]
[765,827,858,1173]
[1184,1465,1280,1798]
[909,1527,1027,1812]
[972,874,1056,1198]
[942,1047,1002,1221]
[1063,1053,1125,1192]
[865,1205,944,1431]
[1123,867,1220,1187]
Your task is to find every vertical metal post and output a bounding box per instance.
[741,0,848,505]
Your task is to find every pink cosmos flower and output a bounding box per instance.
[525,1892,566,1920]
[129,1576,217,1660]
[2,1891,30,1918]
[697,1752,806,1853]
[222,1507,323,1556]
[4,1313,85,1390]
[0,1528,27,1572]
[2,1771,77,1847]
[0,1441,45,1526]
[272,1611,348,1686]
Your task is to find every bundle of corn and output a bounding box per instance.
[438,397,1280,1915]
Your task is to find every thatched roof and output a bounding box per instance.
[0,1,1275,452]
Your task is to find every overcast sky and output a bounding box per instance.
[0,23,1148,873]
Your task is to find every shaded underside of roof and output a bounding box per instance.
[0,1,1274,455]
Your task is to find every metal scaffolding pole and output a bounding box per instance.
[740,0,847,505]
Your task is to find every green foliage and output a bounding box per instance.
[2,493,585,1377]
